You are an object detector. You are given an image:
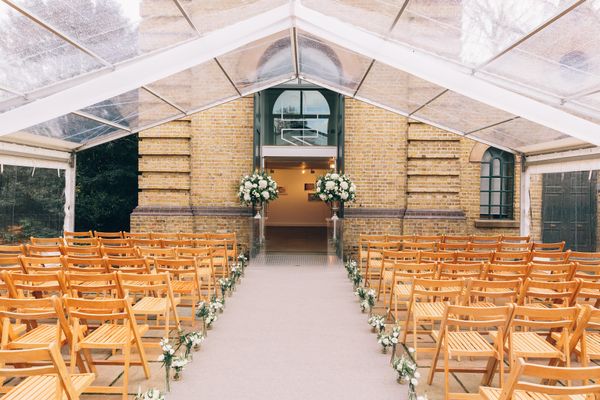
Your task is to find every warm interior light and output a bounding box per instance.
[302,169,306,174]
[329,163,335,169]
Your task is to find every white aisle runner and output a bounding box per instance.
[170,255,403,400]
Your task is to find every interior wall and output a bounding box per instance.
[266,168,330,227]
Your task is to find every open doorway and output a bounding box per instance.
[264,157,333,253]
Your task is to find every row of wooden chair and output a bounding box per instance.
[359,234,533,244]
[61,230,233,241]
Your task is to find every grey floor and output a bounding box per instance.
[264,226,328,254]
[167,256,406,400]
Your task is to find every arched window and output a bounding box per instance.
[480,148,514,219]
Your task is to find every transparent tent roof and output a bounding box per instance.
[0,0,599,156]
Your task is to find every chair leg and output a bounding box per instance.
[444,347,449,400]
[428,333,443,385]
[413,316,418,363]
[122,341,131,400]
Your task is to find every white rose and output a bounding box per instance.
[325,181,335,190]
[244,181,252,189]
[243,194,251,201]
[340,192,349,200]
[258,180,267,189]
[316,180,321,186]
[414,372,421,379]
[330,173,339,179]
[262,191,270,199]
[411,378,419,386]
[340,181,349,190]
[319,194,327,200]
[349,184,356,192]
[316,187,320,192]
[252,183,257,188]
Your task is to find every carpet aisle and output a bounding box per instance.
[169,255,404,400]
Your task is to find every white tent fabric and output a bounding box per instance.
[0,0,599,156]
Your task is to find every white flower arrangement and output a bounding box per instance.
[171,357,188,372]
[378,326,401,352]
[210,297,224,313]
[315,172,356,204]
[368,314,386,334]
[345,259,358,278]
[355,287,367,301]
[135,387,165,400]
[158,339,176,392]
[238,171,278,206]
[392,349,423,400]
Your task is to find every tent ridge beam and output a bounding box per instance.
[475,0,586,70]
[72,111,131,132]
[1,0,113,68]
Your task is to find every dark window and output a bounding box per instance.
[480,148,514,219]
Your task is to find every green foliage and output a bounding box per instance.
[75,135,138,232]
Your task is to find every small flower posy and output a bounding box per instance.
[378,327,401,349]
[315,172,356,204]
[392,347,425,400]
[368,314,386,334]
[135,387,165,400]
[238,171,279,206]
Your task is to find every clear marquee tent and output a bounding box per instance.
[1,0,600,236]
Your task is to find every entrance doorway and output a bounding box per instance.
[264,157,332,253]
[542,171,597,251]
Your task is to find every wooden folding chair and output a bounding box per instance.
[3,271,68,299]
[61,256,107,274]
[178,233,207,240]
[463,278,521,308]
[389,263,437,322]
[479,357,600,400]
[60,245,102,258]
[129,238,162,248]
[155,258,206,326]
[0,256,24,273]
[403,241,436,252]
[518,278,581,308]
[571,305,600,369]
[197,239,230,279]
[570,251,600,266]
[505,305,578,372]
[498,241,533,252]
[437,262,485,280]
[455,251,494,264]
[414,235,443,243]
[100,246,138,258]
[358,234,387,275]
[98,238,131,248]
[94,231,123,239]
[116,272,180,340]
[64,230,93,239]
[0,343,95,400]
[443,235,472,243]
[64,296,150,400]
[149,232,179,240]
[402,278,466,361]
[428,304,512,398]
[385,235,415,243]
[161,239,194,248]
[468,242,500,252]
[136,246,176,259]
[575,280,600,308]
[104,257,152,274]
[30,237,63,247]
[501,235,530,243]
[175,247,215,297]
[65,271,119,300]
[439,242,469,252]
[574,262,600,282]
[377,250,419,300]
[0,245,25,256]
[483,263,529,281]
[364,241,401,288]
[18,255,63,273]
[123,232,150,239]
[26,244,62,257]
[492,251,531,264]
[206,233,238,265]
[470,235,502,244]
[528,262,576,282]
[63,238,99,247]
[532,241,566,252]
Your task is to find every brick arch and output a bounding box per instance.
[469,142,490,162]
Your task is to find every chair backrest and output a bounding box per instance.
[464,278,521,305]
[136,246,176,259]
[495,357,600,399]
[155,258,201,280]
[116,271,172,298]
[510,305,579,332]
[390,262,437,282]
[60,245,102,258]
[454,251,494,263]
[528,262,576,281]
[443,304,512,333]
[0,343,81,400]
[29,237,62,246]
[61,256,107,274]
[437,262,484,280]
[98,238,131,248]
[410,278,466,302]
[63,296,135,327]
[63,237,98,247]
[570,251,600,266]
[100,246,138,258]
[161,239,194,248]
[518,278,581,307]
[574,262,600,281]
[382,250,420,266]
[104,257,152,274]
[129,238,162,248]
[470,235,502,244]
[501,235,530,243]
[498,241,533,252]
[94,231,123,239]
[443,235,471,243]
[467,242,500,252]
[484,263,529,281]
[63,230,93,238]
[575,280,600,305]
[492,251,531,265]
[65,271,119,298]
[3,270,68,298]
[532,241,566,252]
[123,232,150,239]
[385,235,415,243]
[149,232,180,240]
[26,244,62,257]
[402,241,436,252]
[19,255,63,273]
[0,256,24,273]
[0,244,26,256]
[178,233,207,240]
[418,251,455,264]
[359,234,387,244]
[530,250,571,264]
[439,242,469,252]
[367,241,401,253]
[413,235,443,243]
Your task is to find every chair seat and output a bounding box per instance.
[469,301,498,308]
[394,284,411,299]
[413,302,446,320]
[511,332,563,358]
[132,297,179,314]
[3,373,95,400]
[81,323,149,348]
[445,331,495,356]
[382,270,393,283]
[576,332,600,358]
[171,280,195,293]
[8,324,65,348]
[479,386,585,400]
